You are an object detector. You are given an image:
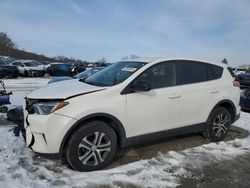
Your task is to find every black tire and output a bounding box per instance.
[203,107,232,142]
[66,120,117,172]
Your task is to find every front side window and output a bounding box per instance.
[83,61,146,86]
[135,62,176,89]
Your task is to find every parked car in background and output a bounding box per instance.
[73,62,88,73]
[11,60,45,77]
[24,58,240,171]
[46,63,76,76]
[233,68,246,76]
[0,56,13,65]
[33,61,49,71]
[48,67,105,84]
[240,89,250,112]
[234,72,250,89]
[0,59,19,78]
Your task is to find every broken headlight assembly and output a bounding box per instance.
[33,101,69,115]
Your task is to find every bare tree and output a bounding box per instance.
[0,32,16,49]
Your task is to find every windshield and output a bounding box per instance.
[75,69,93,78]
[24,62,38,67]
[83,61,146,86]
[75,67,103,79]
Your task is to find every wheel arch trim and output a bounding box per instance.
[208,99,237,122]
[59,113,127,157]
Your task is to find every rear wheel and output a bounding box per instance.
[204,107,232,142]
[66,121,117,171]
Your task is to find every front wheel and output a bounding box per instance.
[204,107,232,142]
[66,121,117,171]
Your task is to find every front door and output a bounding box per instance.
[125,61,182,137]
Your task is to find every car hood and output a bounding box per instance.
[27,79,106,99]
[48,76,73,84]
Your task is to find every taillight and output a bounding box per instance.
[233,81,240,87]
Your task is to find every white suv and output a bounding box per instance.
[24,58,240,171]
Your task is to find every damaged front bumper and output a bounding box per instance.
[8,103,77,159]
[24,112,77,159]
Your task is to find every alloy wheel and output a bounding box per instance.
[213,113,229,138]
[77,131,111,166]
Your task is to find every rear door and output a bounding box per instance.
[177,60,222,126]
[125,61,182,137]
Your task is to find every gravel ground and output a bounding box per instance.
[111,125,249,168]
[179,152,250,188]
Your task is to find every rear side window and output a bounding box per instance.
[178,60,223,85]
[207,64,223,80]
[179,61,208,84]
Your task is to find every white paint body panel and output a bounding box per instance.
[24,58,241,154]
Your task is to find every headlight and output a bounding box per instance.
[33,101,69,115]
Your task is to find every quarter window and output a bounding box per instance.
[135,62,176,89]
[207,64,223,80]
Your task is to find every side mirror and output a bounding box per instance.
[131,81,151,92]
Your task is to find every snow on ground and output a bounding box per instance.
[0,113,249,188]
[0,78,250,187]
[1,78,49,106]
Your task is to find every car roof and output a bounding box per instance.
[119,57,158,63]
[120,57,224,67]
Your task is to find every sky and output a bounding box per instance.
[0,0,250,66]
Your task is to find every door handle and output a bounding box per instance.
[169,94,181,99]
[210,90,219,94]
